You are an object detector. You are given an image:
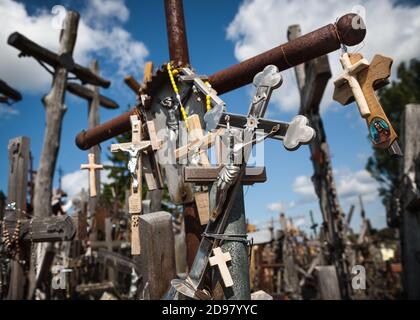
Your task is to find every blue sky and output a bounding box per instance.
[1,0,420,233]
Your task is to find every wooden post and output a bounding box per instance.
[33,12,79,218]
[288,25,349,299]
[401,104,420,299]
[139,211,176,299]
[88,60,101,241]
[316,266,342,300]
[6,136,30,300]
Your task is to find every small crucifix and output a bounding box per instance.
[333,53,402,155]
[111,115,151,255]
[80,153,103,197]
[209,247,233,288]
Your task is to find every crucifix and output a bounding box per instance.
[288,24,349,299]
[333,53,402,156]
[74,0,366,299]
[165,64,315,300]
[7,11,111,220]
[0,79,22,104]
[111,115,151,255]
[80,153,103,197]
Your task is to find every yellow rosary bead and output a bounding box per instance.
[167,62,189,131]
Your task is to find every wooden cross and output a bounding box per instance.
[209,247,233,288]
[288,25,348,299]
[111,115,151,255]
[333,53,401,154]
[80,153,103,197]
[0,78,22,103]
[175,114,217,225]
[334,52,370,118]
[7,11,111,219]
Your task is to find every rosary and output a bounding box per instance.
[1,218,21,261]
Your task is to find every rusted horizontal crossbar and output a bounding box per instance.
[75,14,365,150]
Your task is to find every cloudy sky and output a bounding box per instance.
[1,0,419,233]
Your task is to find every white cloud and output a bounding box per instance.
[290,167,380,206]
[266,201,285,212]
[0,105,19,118]
[227,0,420,113]
[293,175,317,202]
[0,0,148,95]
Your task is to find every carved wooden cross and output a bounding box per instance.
[80,153,103,197]
[209,247,233,288]
[111,115,151,255]
[333,53,401,155]
[334,52,370,118]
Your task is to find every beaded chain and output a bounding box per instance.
[204,81,212,112]
[1,219,21,260]
[167,62,189,131]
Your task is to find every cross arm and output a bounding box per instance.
[66,83,119,109]
[217,112,289,141]
[1,215,86,242]
[74,14,363,151]
[184,166,266,185]
[0,79,22,102]
[7,32,110,88]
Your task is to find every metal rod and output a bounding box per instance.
[75,13,365,150]
[164,0,190,67]
[208,14,365,94]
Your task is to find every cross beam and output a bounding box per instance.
[1,214,86,243]
[74,13,366,151]
[0,79,22,102]
[7,32,110,88]
[66,82,119,109]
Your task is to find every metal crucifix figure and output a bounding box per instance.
[164,64,315,300]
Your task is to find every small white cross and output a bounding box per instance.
[209,247,233,288]
[334,52,371,118]
[80,153,103,197]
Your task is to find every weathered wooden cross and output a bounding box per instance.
[111,115,151,255]
[288,24,349,299]
[0,79,22,104]
[333,53,401,156]
[80,153,103,197]
[7,11,111,220]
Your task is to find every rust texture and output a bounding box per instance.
[164,0,190,67]
[75,13,365,150]
[208,14,366,94]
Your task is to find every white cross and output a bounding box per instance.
[209,247,233,288]
[334,52,371,118]
[80,153,103,197]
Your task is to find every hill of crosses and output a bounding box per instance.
[1,0,419,302]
